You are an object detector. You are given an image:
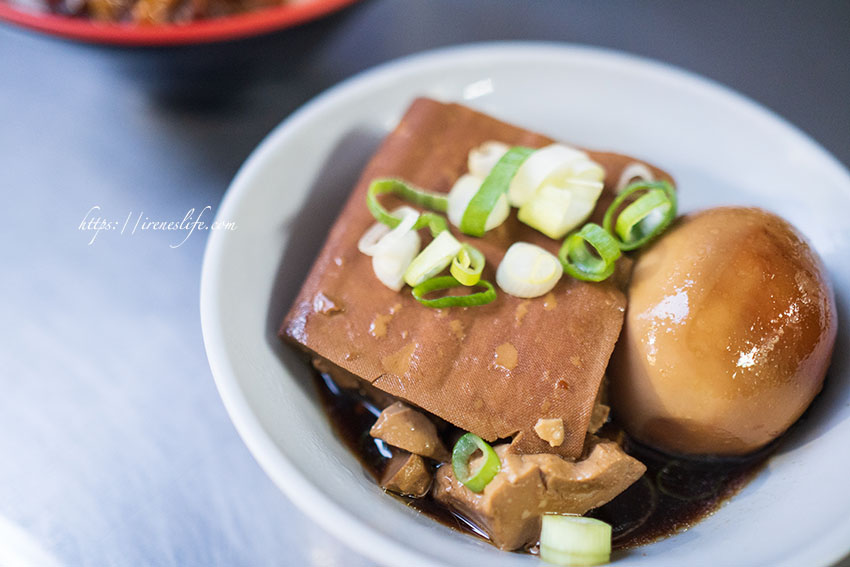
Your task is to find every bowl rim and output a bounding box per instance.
[201,41,850,567]
[0,0,357,46]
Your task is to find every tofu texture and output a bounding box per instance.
[434,439,647,550]
[370,402,450,462]
[281,98,672,459]
[380,452,432,498]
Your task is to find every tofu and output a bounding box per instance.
[370,402,450,462]
[380,452,432,498]
[433,439,646,550]
[281,98,673,459]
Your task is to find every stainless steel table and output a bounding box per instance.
[1,1,848,565]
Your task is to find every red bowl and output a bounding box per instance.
[0,0,359,46]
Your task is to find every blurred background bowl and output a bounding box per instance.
[0,0,359,45]
[0,0,362,103]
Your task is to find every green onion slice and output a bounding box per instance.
[540,515,612,567]
[496,242,563,298]
[459,146,535,236]
[558,223,622,282]
[447,174,511,233]
[450,244,486,286]
[451,432,501,493]
[603,179,677,251]
[412,276,496,309]
[404,231,463,287]
[517,179,604,240]
[367,178,449,236]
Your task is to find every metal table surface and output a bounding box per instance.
[1,1,848,566]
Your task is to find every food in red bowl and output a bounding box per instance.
[0,0,358,45]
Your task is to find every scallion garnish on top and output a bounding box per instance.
[450,244,486,287]
[615,161,655,193]
[412,276,496,308]
[403,230,463,287]
[358,207,422,291]
[360,147,678,298]
[366,178,492,296]
[603,179,677,251]
[447,173,512,235]
[508,143,592,207]
[558,223,622,283]
[468,141,510,178]
[511,144,606,239]
[458,146,535,237]
[367,178,449,236]
[496,242,563,298]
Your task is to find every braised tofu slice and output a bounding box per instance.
[282,97,673,458]
[380,452,432,498]
[370,402,450,462]
[434,439,646,550]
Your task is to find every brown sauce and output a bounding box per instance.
[588,432,770,548]
[314,370,772,551]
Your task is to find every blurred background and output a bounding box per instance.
[1,1,848,565]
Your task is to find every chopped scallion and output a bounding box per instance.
[403,231,463,287]
[367,178,449,236]
[517,178,604,239]
[460,146,535,236]
[447,173,510,233]
[412,276,496,308]
[451,432,501,492]
[468,141,510,178]
[540,515,612,566]
[357,206,419,256]
[496,242,563,298]
[450,244,486,286]
[558,223,621,282]
[615,162,655,193]
[508,144,590,207]
[603,180,677,251]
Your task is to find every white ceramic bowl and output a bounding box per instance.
[201,42,850,567]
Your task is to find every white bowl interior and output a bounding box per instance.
[201,43,850,567]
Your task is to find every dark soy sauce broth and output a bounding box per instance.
[315,371,772,551]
